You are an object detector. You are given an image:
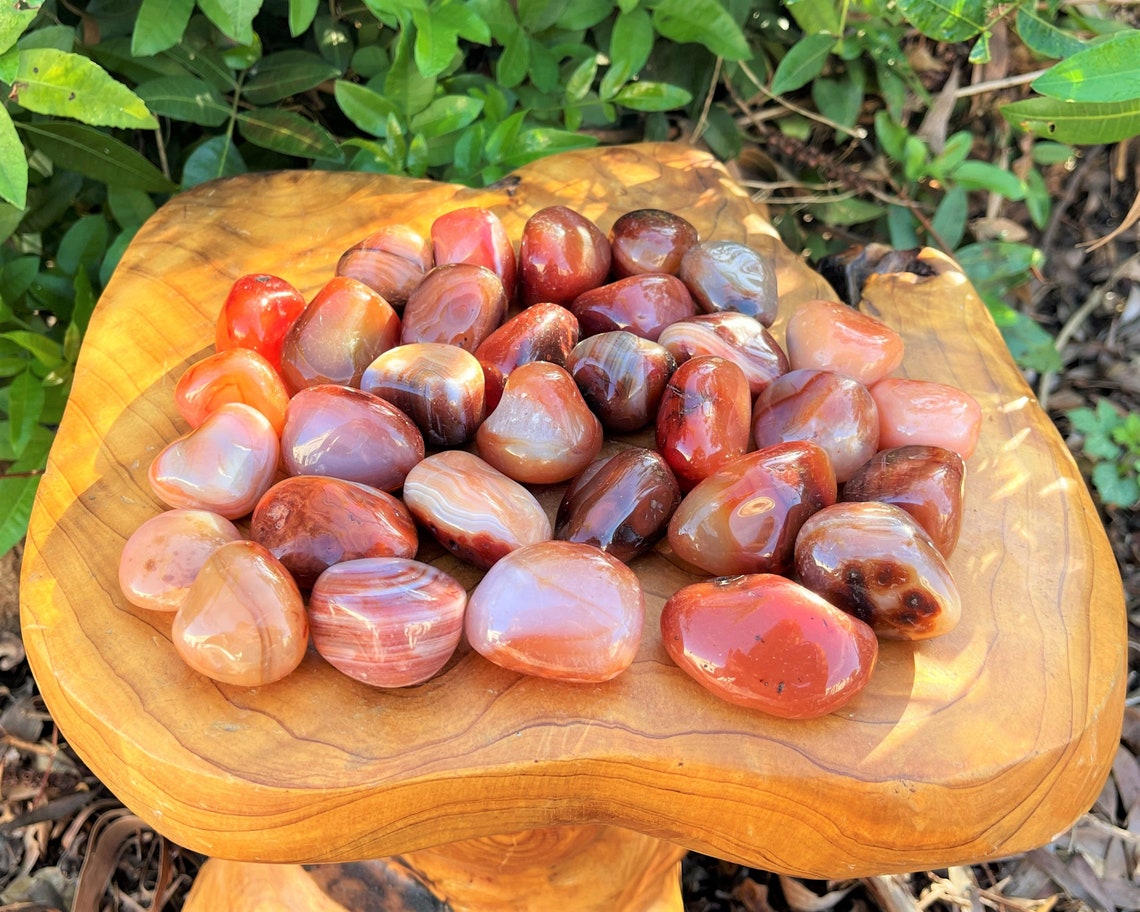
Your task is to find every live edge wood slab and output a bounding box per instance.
[19,144,1126,889]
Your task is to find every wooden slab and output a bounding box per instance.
[19,143,1125,877]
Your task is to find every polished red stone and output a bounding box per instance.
[250,476,418,587]
[656,355,752,491]
[215,273,307,372]
[280,385,424,491]
[465,540,645,683]
[556,447,681,563]
[565,331,676,432]
[173,540,308,687]
[785,298,905,387]
[569,273,697,341]
[657,311,788,397]
[431,207,517,300]
[841,444,966,557]
[174,347,290,435]
[678,240,778,325]
[475,361,603,484]
[336,224,432,310]
[361,342,485,446]
[279,276,401,393]
[399,263,508,352]
[118,509,242,612]
[751,368,879,484]
[660,573,878,718]
[475,302,580,412]
[795,501,962,640]
[667,441,837,577]
[518,206,611,307]
[870,377,983,459]
[149,402,279,519]
[608,208,699,278]
[308,557,467,687]
[402,450,552,569]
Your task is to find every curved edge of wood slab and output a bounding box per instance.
[19,144,1126,877]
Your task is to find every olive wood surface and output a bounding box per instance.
[20,143,1126,878]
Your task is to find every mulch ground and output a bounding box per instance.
[0,138,1138,911]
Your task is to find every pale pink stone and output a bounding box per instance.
[870,377,983,459]
[118,509,242,611]
[465,541,644,683]
[785,299,904,387]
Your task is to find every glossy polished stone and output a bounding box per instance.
[785,298,905,386]
[402,450,551,569]
[172,540,308,687]
[569,273,697,341]
[667,441,837,577]
[518,206,611,307]
[794,501,962,640]
[475,361,603,485]
[870,377,983,459]
[400,263,508,351]
[215,273,307,372]
[565,331,676,433]
[431,206,517,300]
[174,347,290,436]
[751,368,879,483]
[656,355,752,491]
[475,302,580,412]
[149,402,280,519]
[657,311,788,397]
[336,224,433,310]
[118,509,242,612]
[556,448,681,563]
[609,208,699,277]
[279,276,402,393]
[361,342,485,446]
[281,385,424,491]
[465,540,645,683]
[309,558,467,688]
[842,445,966,557]
[678,240,778,325]
[250,476,418,587]
[660,573,878,718]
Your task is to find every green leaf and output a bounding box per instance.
[698,103,743,160]
[335,79,401,136]
[1025,166,1051,229]
[895,0,990,42]
[56,214,108,279]
[950,160,1027,199]
[244,50,341,104]
[452,121,484,176]
[1015,7,1088,60]
[0,106,26,210]
[0,3,37,56]
[556,0,612,29]
[412,7,460,79]
[565,55,598,103]
[875,109,909,162]
[0,331,62,369]
[409,95,484,137]
[197,0,263,45]
[601,8,652,100]
[0,471,40,558]
[483,110,526,163]
[968,30,990,65]
[651,0,751,60]
[435,0,491,44]
[132,0,194,56]
[931,184,968,249]
[903,134,928,182]
[6,367,43,454]
[887,204,920,248]
[1031,141,1075,165]
[72,265,97,333]
[518,0,569,31]
[182,135,246,188]
[12,49,158,129]
[770,34,834,95]
[1031,32,1140,103]
[135,76,230,126]
[956,241,1043,285]
[807,196,885,226]
[986,298,1063,372]
[929,129,973,178]
[612,81,693,112]
[785,0,842,36]
[1091,460,1139,507]
[496,31,529,87]
[811,64,864,135]
[314,16,353,71]
[385,24,436,115]
[1002,96,1140,144]
[220,35,263,70]
[289,0,320,36]
[237,108,343,161]
[487,126,597,172]
[18,121,177,192]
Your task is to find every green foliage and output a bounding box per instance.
[1067,401,1140,508]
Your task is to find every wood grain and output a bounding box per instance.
[19,143,1125,877]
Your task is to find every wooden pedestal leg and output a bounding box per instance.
[183,825,687,912]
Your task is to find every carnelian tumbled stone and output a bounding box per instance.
[569,273,697,341]
[785,298,904,387]
[336,224,432,310]
[174,347,290,435]
[608,208,698,278]
[215,273,307,372]
[400,263,508,352]
[431,206,518,301]
[172,540,308,687]
[870,377,983,459]
[660,573,878,719]
[465,541,644,683]
[475,302,580,413]
[518,206,611,307]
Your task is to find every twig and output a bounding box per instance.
[153,128,170,182]
[1038,252,1140,408]
[736,60,869,140]
[956,68,1050,99]
[689,56,723,148]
